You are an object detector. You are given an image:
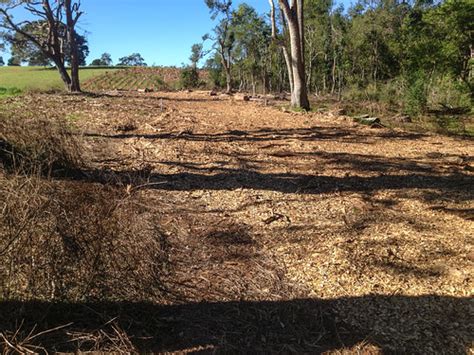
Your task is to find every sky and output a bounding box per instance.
[1,0,351,66]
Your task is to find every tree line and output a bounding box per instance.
[199,0,472,112]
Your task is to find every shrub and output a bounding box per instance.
[427,75,472,110]
[403,71,428,117]
[378,78,405,108]
[180,66,200,89]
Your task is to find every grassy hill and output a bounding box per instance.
[0,66,209,95]
[0,66,119,93]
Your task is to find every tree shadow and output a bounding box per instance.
[85,125,427,144]
[0,295,471,353]
[76,166,472,201]
[430,206,474,221]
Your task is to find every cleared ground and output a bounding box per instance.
[1,91,473,353]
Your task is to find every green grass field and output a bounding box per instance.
[0,66,119,93]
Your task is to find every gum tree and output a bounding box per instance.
[0,0,84,92]
[269,0,310,109]
[204,0,235,93]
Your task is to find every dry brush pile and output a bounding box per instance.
[0,112,171,304]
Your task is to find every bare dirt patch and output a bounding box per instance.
[1,91,473,353]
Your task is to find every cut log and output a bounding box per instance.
[235,94,251,101]
[354,116,384,128]
[360,117,380,125]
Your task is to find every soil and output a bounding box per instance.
[2,90,473,353]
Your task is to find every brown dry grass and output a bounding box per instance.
[0,112,82,176]
[0,90,473,353]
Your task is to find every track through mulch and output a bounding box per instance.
[1,91,473,353]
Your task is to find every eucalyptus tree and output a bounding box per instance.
[232,3,271,95]
[204,0,235,93]
[0,0,84,92]
[269,0,310,109]
[90,52,113,67]
[190,43,204,69]
[8,21,89,66]
[117,53,147,67]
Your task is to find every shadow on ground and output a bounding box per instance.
[85,125,428,143]
[79,126,473,206]
[0,295,471,353]
[76,166,472,205]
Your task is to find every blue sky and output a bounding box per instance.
[2,0,351,66]
[80,0,268,66]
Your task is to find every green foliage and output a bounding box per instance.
[403,71,428,116]
[90,53,113,67]
[7,21,89,66]
[232,3,271,89]
[0,56,4,66]
[190,44,204,67]
[180,66,200,89]
[205,53,225,88]
[323,0,473,120]
[118,53,147,67]
[428,75,472,110]
[0,86,22,97]
[205,0,233,19]
[7,56,20,66]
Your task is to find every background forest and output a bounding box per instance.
[201,0,472,120]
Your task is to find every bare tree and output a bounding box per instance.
[269,0,310,110]
[0,0,83,92]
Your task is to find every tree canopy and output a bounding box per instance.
[117,53,147,67]
[90,52,113,66]
[7,21,89,66]
[0,0,84,91]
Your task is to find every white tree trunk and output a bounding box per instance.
[270,0,310,110]
[279,0,310,109]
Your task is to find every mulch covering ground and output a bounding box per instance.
[1,91,473,353]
